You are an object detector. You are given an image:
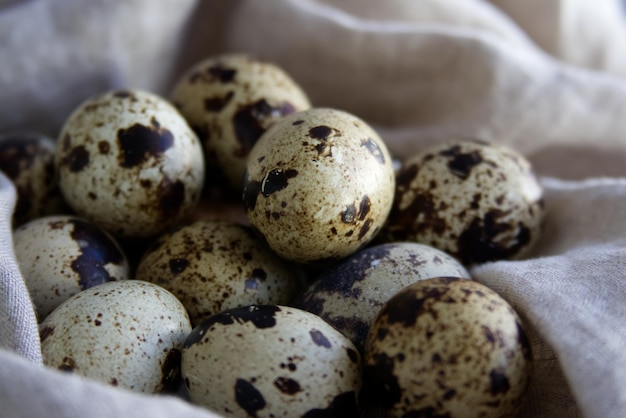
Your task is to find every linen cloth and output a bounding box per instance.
[1,0,626,417]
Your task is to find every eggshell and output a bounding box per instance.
[182,305,361,417]
[383,140,544,265]
[360,277,533,418]
[294,242,470,352]
[55,89,205,238]
[170,53,311,192]
[39,280,192,393]
[13,215,129,321]
[243,108,395,263]
[136,220,300,326]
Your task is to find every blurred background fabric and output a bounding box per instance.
[1,1,626,417]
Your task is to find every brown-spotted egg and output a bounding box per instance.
[55,89,205,238]
[294,242,470,353]
[243,108,395,263]
[170,53,311,193]
[383,140,544,265]
[13,215,129,321]
[359,277,533,418]
[39,280,191,393]
[0,132,66,226]
[136,220,300,326]
[182,305,361,417]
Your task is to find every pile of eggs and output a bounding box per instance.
[3,53,545,418]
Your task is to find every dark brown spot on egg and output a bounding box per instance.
[140,179,152,188]
[386,190,447,241]
[59,356,76,372]
[303,391,359,418]
[39,325,54,342]
[61,146,90,172]
[204,91,234,112]
[274,377,302,395]
[361,138,385,164]
[359,352,402,409]
[208,64,237,83]
[292,120,304,126]
[117,122,174,168]
[489,369,510,395]
[235,378,266,417]
[358,219,374,240]
[113,90,135,99]
[358,196,371,220]
[251,268,267,280]
[110,378,118,386]
[346,347,359,363]
[308,126,332,140]
[98,141,110,154]
[309,329,331,348]
[233,100,296,158]
[342,203,357,224]
[169,258,189,275]
[159,348,182,393]
[157,178,186,219]
[440,146,483,180]
[261,168,298,197]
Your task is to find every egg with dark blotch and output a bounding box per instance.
[243,108,395,264]
[170,53,311,194]
[39,280,192,394]
[294,242,470,353]
[182,304,362,418]
[0,132,66,226]
[359,277,533,418]
[13,215,129,321]
[382,139,544,265]
[55,89,205,238]
[136,220,300,327]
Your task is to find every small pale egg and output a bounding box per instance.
[0,132,66,226]
[55,89,205,238]
[136,220,300,326]
[13,215,129,321]
[294,242,470,352]
[243,108,395,263]
[383,140,544,265]
[171,53,311,193]
[182,305,361,417]
[39,280,192,393]
[359,277,533,418]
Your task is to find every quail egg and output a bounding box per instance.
[243,108,395,263]
[13,215,129,321]
[55,89,205,238]
[0,132,65,226]
[39,280,192,393]
[383,140,544,265]
[294,242,470,352]
[171,53,311,193]
[182,304,361,417]
[359,277,533,418]
[136,220,300,326]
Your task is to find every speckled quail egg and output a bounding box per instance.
[170,53,311,193]
[383,140,544,265]
[39,280,192,393]
[359,277,533,418]
[136,220,300,326]
[243,108,395,263]
[55,89,205,238]
[0,132,66,226]
[13,215,129,321]
[182,304,361,417]
[294,242,470,353]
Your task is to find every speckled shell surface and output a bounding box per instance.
[243,108,395,263]
[294,242,470,353]
[0,132,62,226]
[55,89,205,238]
[383,140,544,265]
[136,220,299,326]
[13,215,129,321]
[182,305,362,418]
[39,280,192,393]
[360,277,533,418]
[171,54,311,191]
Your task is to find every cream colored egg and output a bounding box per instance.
[182,305,361,417]
[39,280,191,393]
[383,140,544,265]
[294,242,470,352]
[171,53,311,192]
[360,278,533,418]
[55,89,205,238]
[136,220,300,326]
[243,108,395,263]
[13,215,129,321]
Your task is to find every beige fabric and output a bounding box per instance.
[1,0,626,417]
